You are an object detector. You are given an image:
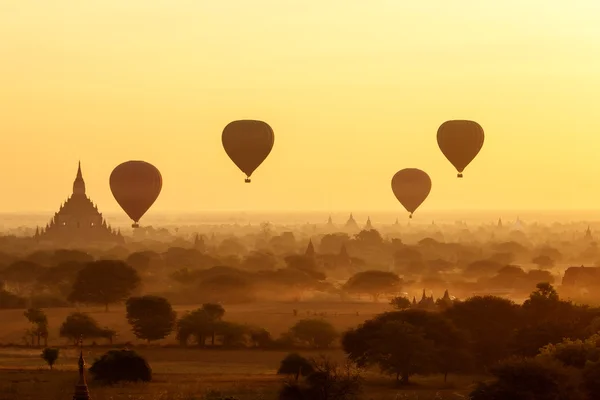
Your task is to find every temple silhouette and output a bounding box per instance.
[34,162,124,246]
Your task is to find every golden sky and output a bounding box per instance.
[1,1,600,215]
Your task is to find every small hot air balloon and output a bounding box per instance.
[222,120,274,183]
[110,161,162,228]
[437,120,484,178]
[391,168,432,219]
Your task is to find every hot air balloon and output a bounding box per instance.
[109,161,162,228]
[391,168,432,219]
[222,120,274,183]
[437,120,484,178]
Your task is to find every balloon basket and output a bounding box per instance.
[245,178,251,183]
[409,214,413,219]
[132,223,140,228]
[457,173,463,178]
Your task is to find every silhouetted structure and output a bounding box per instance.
[194,233,206,251]
[345,213,359,231]
[497,218,503,228]
[326,215,335,229]
[364,217,373,230]
[585,226,593,241]
[35,162,124,246]
[305,239,315,257]
[72,337,90,400]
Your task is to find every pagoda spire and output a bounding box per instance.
[73,161,86,196]
[72,336,90,400]
[305,239,315,257]
[365,217,373,230]
[585,226,593,240]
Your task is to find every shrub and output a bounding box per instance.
[289,319,338,349]
[41,348,59,370]
[277,353,314,381]
[89,349,151,384]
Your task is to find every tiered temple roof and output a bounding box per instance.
[35,162,124,245]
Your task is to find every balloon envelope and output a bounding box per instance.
[391,168,432,218]
[222,120,274,182]
[109,161,162,227]
[437,120,484,177]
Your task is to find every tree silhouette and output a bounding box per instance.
[289,319,338,349]
[68,260,140,311]
[277,353,315,381]
[344,270,402,302]
[41,348,59,370]
[126,296,176,342]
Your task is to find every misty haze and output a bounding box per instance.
[1,2,600,400]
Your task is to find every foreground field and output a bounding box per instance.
[0,347,475,400]
[1,301,392,346]
[0,301,479,399]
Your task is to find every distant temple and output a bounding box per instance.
[364,217,373,230]
[34,162,124,245]
[327,215,334,227]
[305,239,316,257]
[585,226,593,241]
[345,213,359,230]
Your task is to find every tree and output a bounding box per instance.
[372,320,435,384]
[343,309,469,384]
[41,348,59,370]
[539,334,600,368]
[59,312,115,344]
[126,251,163,274]
[532,255,555,269]
[343,270,402,302]
[284,255,325,281]
[176,303,225,346]
[289,319,338,349]
[583,362,600,399]
[36,261,85,297]
[0,261,43,295]
[443,296,521,368]
[68,260,140,311]
[278,353,315,381]
[470,357,584,400]
[24,308,48,347]
[279,357,362,400]
[126,296,176,342]
[389,296,411,310]
[89,349,152,384]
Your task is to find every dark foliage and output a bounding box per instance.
[89,349,152,384]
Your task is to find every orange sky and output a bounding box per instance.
[1,1,600,215]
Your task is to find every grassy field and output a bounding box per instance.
[0,302,478,400]
[1,301,393,346]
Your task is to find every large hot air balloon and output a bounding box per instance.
[437,120,484,178]
[222,120,274,183]
[391,168,432,219]
[109,161,162,228]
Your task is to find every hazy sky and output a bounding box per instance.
[1,1,600,215]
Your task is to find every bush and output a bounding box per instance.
[41,348,59,370]
[582,361,600,398]
[89,349,151,384]
[278,353,314,381]
[289,319,338,349]
[277,357,362,400]
[470,357,584,400]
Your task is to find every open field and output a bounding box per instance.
[0,347,476,400]
[0,301,393,346]
[0,302,479,399]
